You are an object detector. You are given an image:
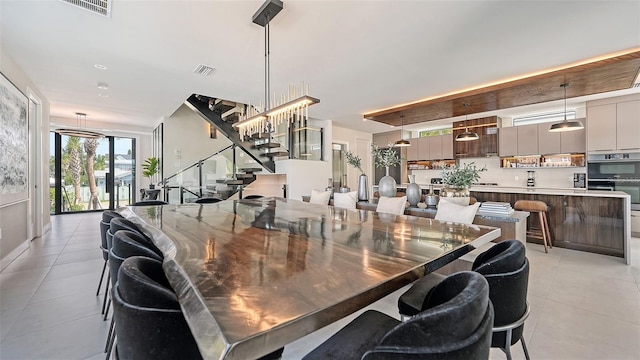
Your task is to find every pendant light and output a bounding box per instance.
[394,114,411,147]
[455,103,479,142]
[549,83,584,132]
[55,113,104,139]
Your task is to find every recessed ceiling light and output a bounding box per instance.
[94,64,107,70]
[98,94,109,98]
[97,82,108,90]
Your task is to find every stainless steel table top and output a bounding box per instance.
[119,198,500,359]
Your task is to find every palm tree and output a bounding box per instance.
[84,138,101,210]
[66,137,82,208]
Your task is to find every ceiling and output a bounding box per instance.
[2,0,639,134]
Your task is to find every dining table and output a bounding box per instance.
[118,197,501,360]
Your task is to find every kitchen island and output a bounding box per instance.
[470,186,632,264]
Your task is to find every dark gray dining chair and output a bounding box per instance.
[398,240,530,360]
[304,271,493,360]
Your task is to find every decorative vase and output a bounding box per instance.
[358,173,369,201]
[406,175,421,207]
[439,186,470,206]
[378,167,397,198]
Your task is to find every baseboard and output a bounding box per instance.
[43,222,52,235]
[0,239,30,272]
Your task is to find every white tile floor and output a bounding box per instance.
[0,212,639,359]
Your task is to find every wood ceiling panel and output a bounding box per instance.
[366,51,640,127]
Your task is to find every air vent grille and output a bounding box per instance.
[61,0,111,17]
[633,83,640,88]
[193,65,215,77]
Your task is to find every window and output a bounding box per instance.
[419,128,453,137]
[513,111,575,126]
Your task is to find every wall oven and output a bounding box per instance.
[587,153,640,210]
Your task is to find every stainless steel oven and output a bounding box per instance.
[588,153,640,210]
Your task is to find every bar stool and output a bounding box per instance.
[514,200,552,253]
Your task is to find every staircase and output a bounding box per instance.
[185,94,291,174]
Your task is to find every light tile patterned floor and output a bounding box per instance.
[0,212,638,359]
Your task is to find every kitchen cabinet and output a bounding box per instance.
[616,100,640,150]
[538,123,561,154]
[406,135,452,161]
[537,121,586,154]
[429,135,442,159]
[441,134,454,159]
[587,100,639,152]
[587,104,617,151]
[559,118,587,153]
[406,138,419,161]
[454,116,500,158]
[517,124,539,155]
[498,127,518,156]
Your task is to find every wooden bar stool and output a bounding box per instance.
[514,200,552,253]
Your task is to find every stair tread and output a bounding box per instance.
[249,133,270,140]
[225,180,245,185]
[263,151,289,157]
[235,174,255,179]
[239,168,263,173]
[255,142,281,149]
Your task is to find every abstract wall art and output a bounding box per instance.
[0,72,29,207]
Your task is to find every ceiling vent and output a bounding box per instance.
[633,82,640,88]
[61,0,111,17]
[193,64,215,77]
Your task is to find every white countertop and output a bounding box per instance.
[387,183,630,198]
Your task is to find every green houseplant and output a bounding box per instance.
[440,162,486,204]
[371,144,402,197]
[142,157,160,189]
[345,151,369,201]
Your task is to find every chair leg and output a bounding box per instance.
[521,337,531,360]
[538,212,548,253]
[103,297,111,321]
[106,334,116,360]
[101,272,110,315]
[503,328,513,360]
[96,260,107,296]
[105,317,115,352]
[543,211,553,248]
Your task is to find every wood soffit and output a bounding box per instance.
[365,51,640,127]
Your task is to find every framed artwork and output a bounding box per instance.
[209,123,217,139]
[0,72,29,207]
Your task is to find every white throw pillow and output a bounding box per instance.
[376,196,407,215]
[334,191,358,209]
[309,189,332,205]
[434,198,480,224]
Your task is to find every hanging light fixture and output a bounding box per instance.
[232,0,320,139]
[455,103,479,142]
[55,113,104,139]
[394,114,411,147]
[549,83,584,132]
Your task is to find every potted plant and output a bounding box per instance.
[142,157,160,189]
[371,144,402,197]
[440,162,486,204]
[345,151,369,201]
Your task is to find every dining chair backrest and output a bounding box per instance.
[132,200,168,206]
[364,271,493,359]
[194,197,222,204]
[109,230,163,288]
[112,256,202,360]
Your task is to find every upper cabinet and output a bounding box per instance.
[587,96,640,152]
[406,135,452,161]
[454,116,499,158]
[616,100,640,151]
[498,127,518,156]
[537,121,586,154]
[516,124,539,155]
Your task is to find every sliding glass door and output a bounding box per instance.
[50,132,136,214]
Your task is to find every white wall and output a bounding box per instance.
[276,159,331,200]
[162,104,232,178]
[0,52,51,267]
